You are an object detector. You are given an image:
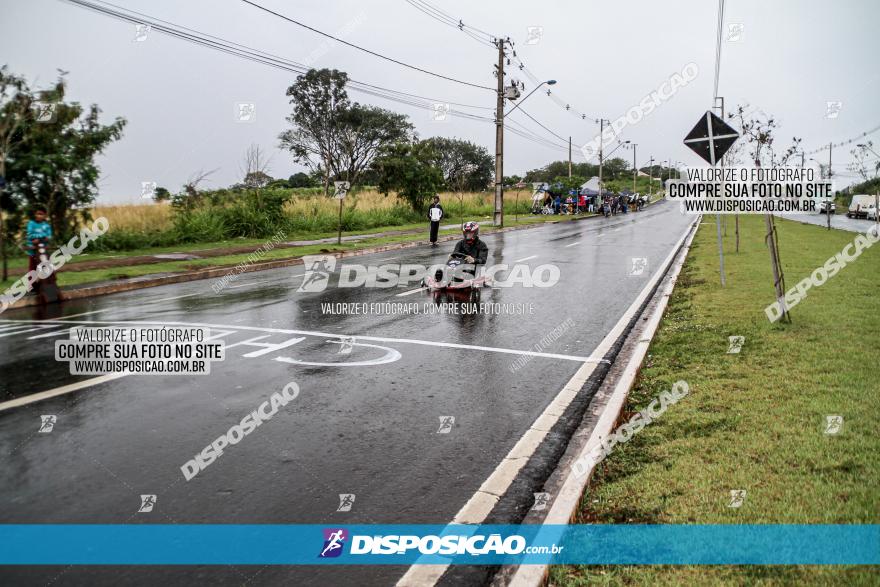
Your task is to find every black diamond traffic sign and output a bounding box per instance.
[683,111,739,166]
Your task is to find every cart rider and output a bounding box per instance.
[452,221,488,268]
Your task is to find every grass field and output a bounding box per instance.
[551,214,880,586]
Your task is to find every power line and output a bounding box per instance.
[62,0,570,157]
[803,123,880,155]
[240,0,494,91]
[62,0,493,113]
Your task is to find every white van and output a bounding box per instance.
[846,194,877,219]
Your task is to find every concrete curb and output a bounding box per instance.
[6,216,589,310]
[495,215,701,587]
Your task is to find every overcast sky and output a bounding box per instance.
[3,0,878,203]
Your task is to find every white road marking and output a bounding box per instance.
[564,241,581,247]
[53,310,108,320]
[149,292,202,304]
[0,373,129,412]
[396,216,700,586]
[395,287,425,297]
[513,255,537,263]
[0,318,597,363]
[226,282,259,289]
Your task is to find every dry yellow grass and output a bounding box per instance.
[91,202,173,232]
[88,190,499,235]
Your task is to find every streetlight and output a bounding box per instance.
[503,79,557,119]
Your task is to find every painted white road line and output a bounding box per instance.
[149,292,202,304]
[226,282,260,289]
[0,373,129,413]
[0,325,58,338]
[53,310,108,320]
[396,216,699,587]
[0,318,600,363]
[564,241,581,248]
[396,287,425,297]
[513,255,538,263]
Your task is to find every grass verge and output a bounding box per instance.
[551,214,879,586]
[0,213,579,291]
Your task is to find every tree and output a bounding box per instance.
[280,68,350,197]
[153,186,171,202]
[280,68,413,195]
[849,141,879,182]
[1,67,125,249]
[602,157,629,180]
[240,143,273,189]
[373,141,443,213]
[288,172,314,188]
[336,104,413,185]
[421,137,493,192]
[729,104,802,322]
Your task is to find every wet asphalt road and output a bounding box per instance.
[778,211,879,233]
[0,202,693,586]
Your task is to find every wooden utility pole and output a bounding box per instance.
[568,136,572,178]
[493,38,506,227]
[631,143,637,194]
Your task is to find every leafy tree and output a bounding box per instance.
[336,104,413,185]
[0,67,125,247]
[287,172,314,188]
[601,157,629,180]
[153,186,171,202]
[280,68,350,196]
[280,68,413,195]
[421,137,492,192]
[373,141,443,213]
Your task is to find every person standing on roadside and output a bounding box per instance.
[427,195,444,246]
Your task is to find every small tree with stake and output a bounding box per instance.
[730,104,801,323]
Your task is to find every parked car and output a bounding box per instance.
[846,194,876,219]
[818,200,836,214]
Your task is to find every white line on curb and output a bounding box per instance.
[513,255,538,262]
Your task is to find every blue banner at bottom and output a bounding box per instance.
[0,525,877,565]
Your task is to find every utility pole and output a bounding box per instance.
[648,156,654,199]
[597,119,609,199]
[568,136,572,178]
[714,96,727,286]
[827,142,832,230]
[493,38,506,227]
[631,143,638,194]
